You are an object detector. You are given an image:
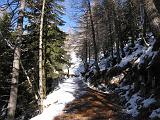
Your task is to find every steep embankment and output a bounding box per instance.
[84,33,160,120]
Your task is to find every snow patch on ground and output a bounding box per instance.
[118,44,143,67]
[120,85,130,91]
[69,51,84,75]
[99,58,109,71]
[150,108,160,119]
[125,92,142,117]
[30,77,84,120]
[142,97,156,108]
[117,83,158,118]
[30,78,77,120]
[30,51,84,120]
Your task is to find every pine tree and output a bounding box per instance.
[26,0,67,96]
[0,12,13,119]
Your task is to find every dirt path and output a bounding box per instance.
[54,77,133,120]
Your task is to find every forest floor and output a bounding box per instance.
[54,76,134,120]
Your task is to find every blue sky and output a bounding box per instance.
[0,0,5,4]
[60,0,77,33]
[0,0,76,33]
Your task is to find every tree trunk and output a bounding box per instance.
[7,0,25,120]
[107,7,114,60]
[144,0,160,50]
[84,18,89,72]
[113,1,121,63]
[88,38,91,64]
[87,0,99,72]
[84,36,88,72]
[39,0,46,113]
[128,0,135,46]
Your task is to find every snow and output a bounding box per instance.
[142,97,156,108]
[117,44,143,67]
[122,90,130,101]
[30,50,84,120]
[116,37,158,71]
[30,34,160,120]
[69,51,84,75]
[30,78,78,120]
[134,57,140,64]
[118,84,131,101]
[99,58,108,71]
[120,85,130,91]
[92,34,160,119]
[118,82,157,118]
[85,82,111,94]
[150,108,160,119]
[125,92,142,117]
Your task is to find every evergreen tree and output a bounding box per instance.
[0,12,13,120]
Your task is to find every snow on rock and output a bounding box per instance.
[118,84,130,100]
[96,35,159,119]
[84,80,111,94]
[122,90,130,101]
[142,97,156,108]
[117,37,156,68]
[97,84,112,94]
[117,44,143,68]
[120,85,130,91]
[125,92,142,117]
[99,58,109,71]
[149,108,160,119]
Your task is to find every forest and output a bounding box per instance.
[0,0,160,120]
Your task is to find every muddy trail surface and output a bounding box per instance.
[54,77,134,120]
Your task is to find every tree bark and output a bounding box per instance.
[144,0,160,50]
[84,35,88,72]
[7,0,25,120]
[39,0,46,113]
[88,37,91,64]
[113,0,121,63]
[127,0,135,46]
[87,0,100,72]
[84,18,89,72]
